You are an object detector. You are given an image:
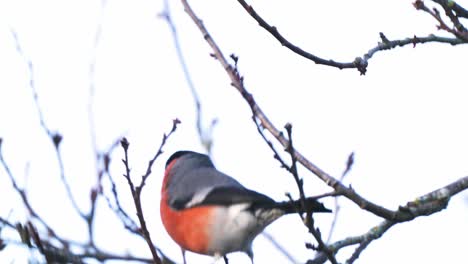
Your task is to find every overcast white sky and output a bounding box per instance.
[1,0,468,263]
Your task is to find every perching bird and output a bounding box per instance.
[160,150,330,263]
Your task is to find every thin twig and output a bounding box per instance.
[252,116,290,171]
[120,119,180,264]
[52,136,88,219]
[138,118,180,190]
[10,29,51,136]
[86,0,108,246]
[102,141,139,233]
[120,138,160,263]
[326,152,354,243]
[284,124,306,206]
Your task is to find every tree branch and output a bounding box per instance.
[236,0,467,75]
[414,0,468,41]
[309,175,468,263]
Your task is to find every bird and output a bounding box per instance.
[160,150,331,263]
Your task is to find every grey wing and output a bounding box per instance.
[166,167,251,210]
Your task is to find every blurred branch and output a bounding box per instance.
[0,138,68,247]
[11,27,92,233]
[1,217,155,263]
[2,140,149,263]
[10,29,50,136]
[86,0,109,246]
[6,7,179,263]
[120,119,180,264]
[159,0,217,154]
[326,152,354,243]
[87,0,107,157]
[236,0,467,75]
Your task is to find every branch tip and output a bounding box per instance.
[120,137,129,150]
[52,133,63,148]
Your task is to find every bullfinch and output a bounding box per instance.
[160,150,330,262]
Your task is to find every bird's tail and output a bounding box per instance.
[275,197,331,214]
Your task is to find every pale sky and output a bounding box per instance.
[0,0,467,263]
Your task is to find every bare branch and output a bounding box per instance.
[431,0,468,30]
[236,0,467,75]
[308,220,395,264]
[251,116,290,171]
[139,118,180,190]
[102,142,139,233]
[120,137,161,263]
[432,0,468,18]
[414,0,468,41]
[310,175,468,263]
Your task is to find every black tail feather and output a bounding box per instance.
[276,197,331,214]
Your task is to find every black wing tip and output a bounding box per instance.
[166,150,196,168]
[307,198,332,213]
[317,204,332,213]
